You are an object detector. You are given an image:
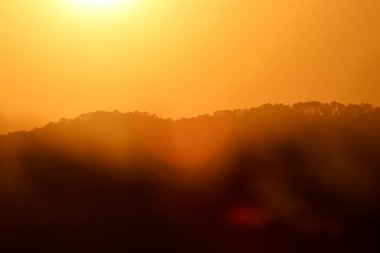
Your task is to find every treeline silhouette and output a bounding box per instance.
[1,102,380,252]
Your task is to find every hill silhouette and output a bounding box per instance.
[1,102,380,252]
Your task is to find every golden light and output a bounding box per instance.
[61,0,138,17]
[73,0,123,9]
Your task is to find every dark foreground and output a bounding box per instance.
[1,102,380,252]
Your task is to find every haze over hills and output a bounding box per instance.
[1,102,380,252]
[2,1,380,136]
[2,101,380,135]
[2,1,379,252]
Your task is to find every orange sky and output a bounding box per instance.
[1,0,379,134]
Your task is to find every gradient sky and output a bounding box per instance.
[1,0,379,134]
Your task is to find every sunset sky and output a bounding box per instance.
[1,0,379,134]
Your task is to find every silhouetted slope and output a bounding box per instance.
[0,102,380,253]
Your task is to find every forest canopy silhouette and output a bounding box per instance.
[1,102,380,253]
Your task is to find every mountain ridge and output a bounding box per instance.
[3,101,379,137]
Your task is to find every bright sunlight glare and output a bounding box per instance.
[74,0,122,8]
[61,0,139,19]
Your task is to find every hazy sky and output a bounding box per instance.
[1,0,379,133]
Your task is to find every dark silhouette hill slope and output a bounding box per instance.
[1,102,380,252]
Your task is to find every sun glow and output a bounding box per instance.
[73,0,123,8]
[62,0,138,18]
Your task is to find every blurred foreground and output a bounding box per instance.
[1,102,380,252]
